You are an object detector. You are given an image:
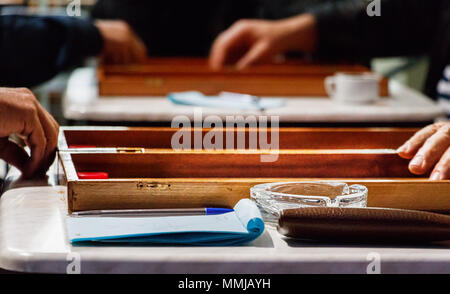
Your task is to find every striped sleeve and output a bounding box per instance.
[437,65,450,117]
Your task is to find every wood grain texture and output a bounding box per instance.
[58,127,450,214]
[64,178,450,213]
[61,151,446,213]
[68,151,413,179]
[60,127,417,150]
[98,58,390,97]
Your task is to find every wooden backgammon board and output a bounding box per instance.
[58,127,450,214]
[97,58,390,97]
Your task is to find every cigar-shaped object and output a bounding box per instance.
[278,207,450,243]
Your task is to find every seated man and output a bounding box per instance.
[91,0,328,57]
[0,15,147,87]
[209,0,448,100]
[0,87,58,179]
[209,0,449,179]
[0,14,148,178]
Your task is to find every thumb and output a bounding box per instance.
[236,41,271,70]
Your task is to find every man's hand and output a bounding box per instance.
[397,122,450,180]
[0,88,59,179]
[209,14,317,71]
[95,20,148,64]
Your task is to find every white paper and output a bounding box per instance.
[66,199,260,242]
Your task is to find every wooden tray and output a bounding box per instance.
[58,127,450,213]
[98,58,390,97]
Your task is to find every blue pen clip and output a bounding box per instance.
[205,208,234,215]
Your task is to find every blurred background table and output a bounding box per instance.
[63,68,445,127]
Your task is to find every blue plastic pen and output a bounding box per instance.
[71,208,234,217]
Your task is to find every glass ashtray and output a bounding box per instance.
[250,182,368,225]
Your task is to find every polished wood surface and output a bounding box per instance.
[63,176,450,213]
[60,127,416,150]
[69,151,412,179]
[58,127,450,213]
[98,58,390,97]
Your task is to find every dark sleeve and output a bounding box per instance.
[307,0,443,63]
[0,15,103,87]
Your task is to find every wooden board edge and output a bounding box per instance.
[57,128,68,150]
[67,178,450,213]
[58,151,78,181]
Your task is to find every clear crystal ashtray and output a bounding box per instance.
[250,182,368,225]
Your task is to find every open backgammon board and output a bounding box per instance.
[58,127,450,214]
[98,58,390,97]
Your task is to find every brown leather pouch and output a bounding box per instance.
[278,207,450,243]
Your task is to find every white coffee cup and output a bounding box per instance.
[325,72,381,104]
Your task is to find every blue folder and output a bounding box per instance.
[66,199,264,246]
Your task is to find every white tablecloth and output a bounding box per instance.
[1,185,449,274]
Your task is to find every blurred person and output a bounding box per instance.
[0,14,147,177]
[91,0,328,57]
[209,0,449,100]
[208,0,449,179]
[0,15,147,88]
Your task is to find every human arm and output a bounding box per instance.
[209,14,317,70]
[0,88,59,178]
[397,122,450,180]
[0,15,147,87]
[209,0,443,69]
